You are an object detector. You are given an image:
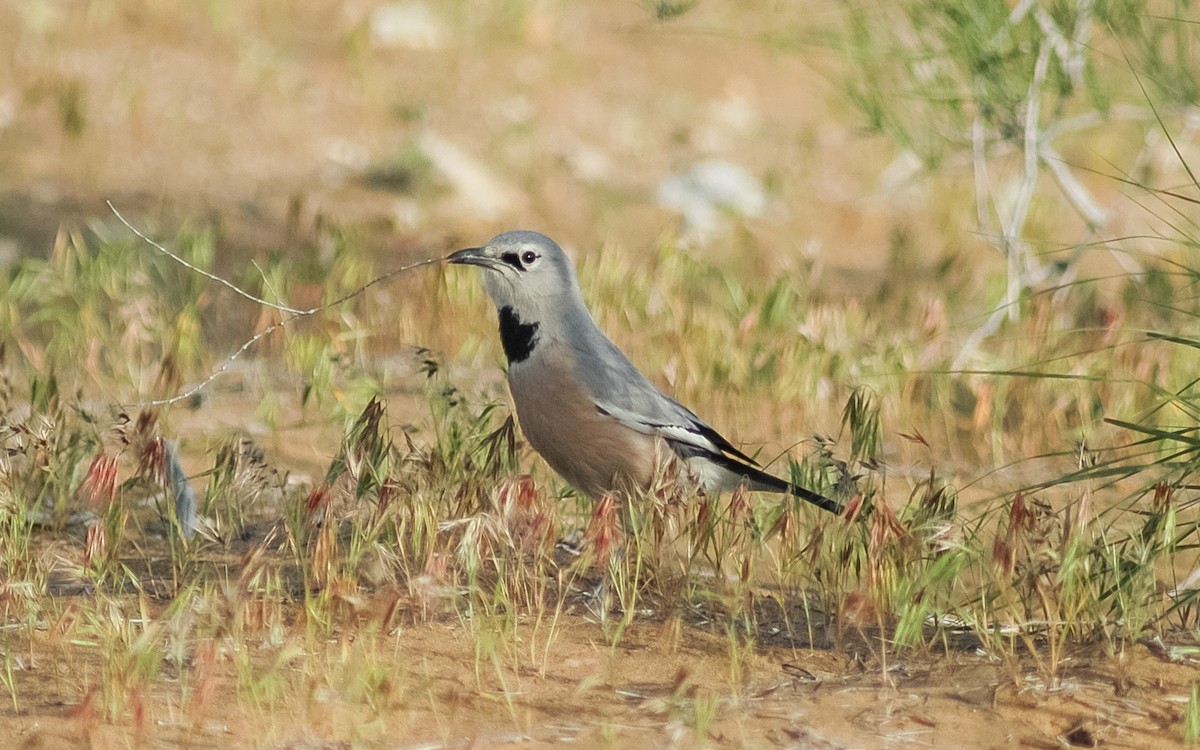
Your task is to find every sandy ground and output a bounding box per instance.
[0,1,952,278]
[3,592,1197,749]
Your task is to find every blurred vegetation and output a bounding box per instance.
[836,0,1200,350]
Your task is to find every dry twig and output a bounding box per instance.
[107,201,445,407]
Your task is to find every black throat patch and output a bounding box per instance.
[498,306,539,364]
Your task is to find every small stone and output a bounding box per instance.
[658,159,766,241]
[369,3,447,50]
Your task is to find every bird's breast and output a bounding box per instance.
[507,343,656,497]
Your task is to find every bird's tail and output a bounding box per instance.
[711,452,842,514]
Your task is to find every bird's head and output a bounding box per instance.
[448,230,583,316]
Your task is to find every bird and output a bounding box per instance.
[448,230,840,514]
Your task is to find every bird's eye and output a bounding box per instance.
[521,251,538,265]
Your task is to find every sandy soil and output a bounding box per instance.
[0,1,949,278]
[3,588,1196,749]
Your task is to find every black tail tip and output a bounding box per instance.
[793,486,843,515]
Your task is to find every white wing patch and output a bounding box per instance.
[595,402,723,457]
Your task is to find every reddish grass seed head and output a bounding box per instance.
[729,484,751,525]
[376,477,399,517]
[768,506,795,543]
[80,451,118,508]
[841,493,865,522]
[137,437,168,484]
[304,484,332,519]
[992,535,1015,578]
[1152,482,1173,512]
[584,493,622,559]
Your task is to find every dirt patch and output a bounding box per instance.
[3,599,1194,749]
[0,1,931,274]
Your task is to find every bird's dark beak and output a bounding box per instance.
[447,246,494,268]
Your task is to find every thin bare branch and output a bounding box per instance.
[107,200,308,315]
[108,201,445,407]
[1040,144,1108,229]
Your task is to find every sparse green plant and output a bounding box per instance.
[689,687,720,747]
[76,596,164,722]
[1187,681,1200,745]
[0,648,17,711]
[836,0,1199,354]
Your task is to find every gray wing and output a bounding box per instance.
[569,326,843,513]
[572,332,761,467]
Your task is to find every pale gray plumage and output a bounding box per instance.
[449,231,839,513]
